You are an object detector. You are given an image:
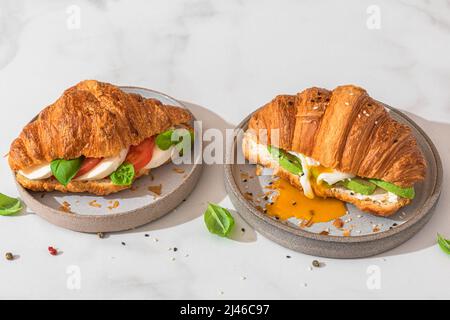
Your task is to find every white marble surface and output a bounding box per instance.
[0,0,449,299]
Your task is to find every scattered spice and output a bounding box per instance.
[121,242,126,246]
[89,200,102,208]
[300,216,314,228]
[107,200,120,210]
[59,201,72,213]
[173,247,178,252]
[244,192,253,201]
[144,234,150,237]
[343,229,351,237]
[148,184,162,196]
[97,232,105,239]
[373,225,380,233]
[241,228,246,233]
[240,172,249,180]
[312,260,320,268]
[320,230,329,236]
[172,167,185,174]
[286,255,291,259]
[255,165,263,176]
[333,218,344,229]
[48,246,58,256]
[5,252,14,261]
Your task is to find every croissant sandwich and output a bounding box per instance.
[243,85,426,216]
[8,80,193,196]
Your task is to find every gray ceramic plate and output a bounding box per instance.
[224,105,442,258]
[16,87,203,233]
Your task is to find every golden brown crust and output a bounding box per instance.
[15,169,150,196]
[9,80,192,171]
[248,85,426,187]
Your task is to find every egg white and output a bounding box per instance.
[294,153,315,199]
[317,171,355,185]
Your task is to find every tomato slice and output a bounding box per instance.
[75,157,103,178]
[125,137,155,172]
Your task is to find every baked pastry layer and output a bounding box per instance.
[9,80,192,171]
[248,85,426,188]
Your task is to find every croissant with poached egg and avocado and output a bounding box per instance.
[8,80,193,195]
[243,85,426,216]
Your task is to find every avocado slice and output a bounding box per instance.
[267,146,303,176]
[342,178,377,195]
[368,179,415,199]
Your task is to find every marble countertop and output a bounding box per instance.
[0,0,449,299]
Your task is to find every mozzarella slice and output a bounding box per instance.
[145,145,174,169]
[317,171,355,185]
[75,148,128,181]
[19,163,52,180]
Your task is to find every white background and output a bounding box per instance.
[0,0,449,299]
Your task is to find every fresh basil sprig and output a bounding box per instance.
[437,234,450,255]
[204,203,235,237]
[0,193,23,216]
[110,163,135,186]
[50,158,83,186]
[155,129,194,151]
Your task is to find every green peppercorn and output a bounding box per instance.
[312,260,321,268]
[5,252,13,261]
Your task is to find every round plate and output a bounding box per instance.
[224,105,442,258]
[16,87,203,233]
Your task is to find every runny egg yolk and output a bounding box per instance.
[266,178,347,223]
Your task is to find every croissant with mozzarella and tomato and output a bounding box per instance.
[243,85,426,216]
[9,80,193,195]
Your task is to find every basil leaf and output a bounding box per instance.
[110,163,135,186]
[437,234,450,255]
[204,203,235,237]
[50,158,83,186]
[155,130,174,151]
[0,193,23,216]
[156,129,194,152]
